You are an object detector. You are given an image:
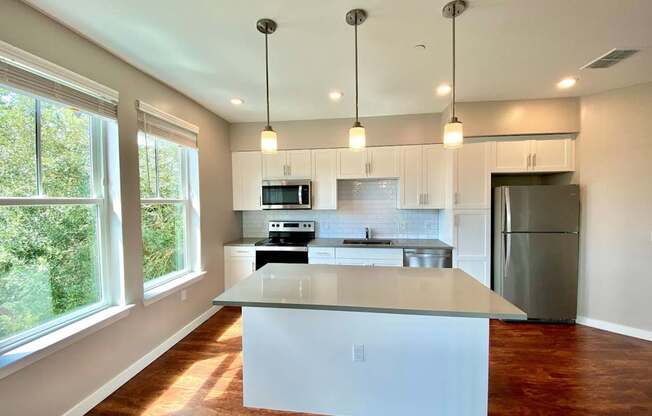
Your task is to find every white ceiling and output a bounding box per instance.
[24,0,652,123]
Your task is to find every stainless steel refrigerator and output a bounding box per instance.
[493,185,580,322]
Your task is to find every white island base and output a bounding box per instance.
[242,306,489,416]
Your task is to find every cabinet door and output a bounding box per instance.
[453,210,490,286]
[368,146,399,178]
[227,256,256,289]
[453,142,491,209]
[531,139,574,172]
[399,146,423,209]
[492,140,531,173]
[422,144,446,208]
[337,149,368,179]
[312,149,337,210]
[232,152,262,210]
[262,151,287,179]
[287,150,312,179]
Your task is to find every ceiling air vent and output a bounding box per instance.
[581,48,639,69]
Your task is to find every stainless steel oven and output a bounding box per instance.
[255,221,315,269]
[261,180,311,210]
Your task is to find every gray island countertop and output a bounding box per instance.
[213,263,525,319]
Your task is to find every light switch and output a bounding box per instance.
[353,344,365,362]
[181,289,187,301]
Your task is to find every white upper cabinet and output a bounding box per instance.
[399,144,446,209]
[453,142,491,209]
[367,146,399,178]
[311,149,337,210]
[262,150,312,179]
[337,147,398,179]
[530,139,574,172]
[337,149,368,179]
[399,146,423,209]
[491,140,531,173]
[232,152,262,211]
[491,138,575,173]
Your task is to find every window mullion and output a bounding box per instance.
[154,138,160,198]
[34,98,44,196]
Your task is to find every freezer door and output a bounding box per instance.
[502,233,578,321]
[504,185,579,232]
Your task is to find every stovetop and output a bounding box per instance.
[255,238,310,247]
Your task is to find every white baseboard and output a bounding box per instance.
[576,316,652,342]
[63,305,222,416]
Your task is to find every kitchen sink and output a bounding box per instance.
[342,239,393,246]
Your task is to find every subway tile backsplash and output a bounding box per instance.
[242,180,439,239]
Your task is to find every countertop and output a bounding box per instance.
[224,238,264,246]
[213,263,525,319]
[308,238,453,250]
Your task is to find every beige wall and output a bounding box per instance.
[0,1,240,415]
[576,82,652,332]
[229,113,442,151]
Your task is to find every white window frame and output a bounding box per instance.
[139,132,201,293]
[0,89,115,354]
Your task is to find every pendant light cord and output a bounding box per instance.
[354,11,359,124]
[451,10,456,120]
[265,25,271,128]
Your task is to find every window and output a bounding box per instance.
[137,102,200,291]
[0,86,114,352]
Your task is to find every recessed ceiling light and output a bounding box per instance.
[436,83,452,96]
[329,90,343,101]
[230,97,244,105]
[557,78,577,89]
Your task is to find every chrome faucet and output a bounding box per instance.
[364,227,371,240]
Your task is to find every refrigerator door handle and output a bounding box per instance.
[505,187,512,232]
[503,233,511,294]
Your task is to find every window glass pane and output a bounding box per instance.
[41,100,92,197]
[141,203,186,282]
[0,205,102,342]
[0,86,37,197]
[156,138,182,198]
[138,133,156,198]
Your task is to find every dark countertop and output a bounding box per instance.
[308,238,453,250]
[224,238,264,247]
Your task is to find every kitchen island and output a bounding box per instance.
[213,263,525,416]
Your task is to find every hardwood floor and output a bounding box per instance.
[89,307,652,416]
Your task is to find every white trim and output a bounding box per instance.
[140,197,186,204]
[0,305,134,380]
[63,305,222,416]
[0,197,103,206]
[143,271,207,306]
[137,100,199,134]
[577,316,652,342]
[0,40,118,103]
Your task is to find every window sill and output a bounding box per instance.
[0,304,134,380]
[143,271,207,306]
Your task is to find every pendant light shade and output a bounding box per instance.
[257,18,278,154]
[442,0,466,150]
[349,122,366,150]
[260,127,277,153]
[346,9,367,151]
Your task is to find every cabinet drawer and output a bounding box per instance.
[309,258,337,265]
[227,246,255,257]
[308,247,336,259]
[335,248,403,261]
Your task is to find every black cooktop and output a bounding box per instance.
[255,237,310,247]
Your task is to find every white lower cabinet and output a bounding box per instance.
[309,247,403,267]
[224,246,256,289]
[451,210,491,287]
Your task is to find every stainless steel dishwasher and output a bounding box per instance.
[403,248,452,268]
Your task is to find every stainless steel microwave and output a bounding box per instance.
[261,180,311,210]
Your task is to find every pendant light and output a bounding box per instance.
[442,1,466,149]
[257,18,278,153]
[346,9,367,151]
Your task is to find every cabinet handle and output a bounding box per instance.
[454,214,460,227]
[532,154,536,168]
[527,154,531,168]
[288,164,291,176]
[454,192,459,205]
[251,261,256,272]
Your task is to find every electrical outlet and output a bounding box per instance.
[180,289,187,301]
[398,222,407,233]
[352,344,365,362]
